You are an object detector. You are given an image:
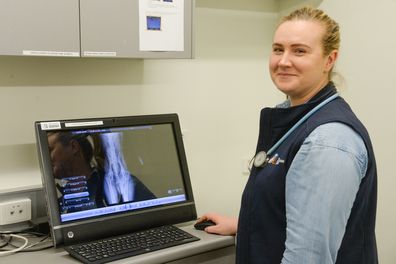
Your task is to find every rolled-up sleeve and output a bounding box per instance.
[281,122,367,264]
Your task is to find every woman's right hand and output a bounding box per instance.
[196,213,238,236]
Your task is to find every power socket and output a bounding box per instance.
[0,198,32,225]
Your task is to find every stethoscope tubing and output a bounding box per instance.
[253,93,339,168]
[266,93,339,156]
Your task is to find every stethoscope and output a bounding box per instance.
[252,93,339,169]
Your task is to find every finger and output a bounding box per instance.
[196,215,208,223]
[204,225,220,234]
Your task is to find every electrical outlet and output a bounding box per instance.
[0,198,32,225]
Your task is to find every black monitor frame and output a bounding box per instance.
[35,113,197,246]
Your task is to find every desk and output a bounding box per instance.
[2,224,236,264]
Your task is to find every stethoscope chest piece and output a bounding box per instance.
[253,151,268,168]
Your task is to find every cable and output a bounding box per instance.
[20,236,53,252]
[0,232,53,253]
[0,222,52,254]
[7,234,53,252]
[0,234,28,257]
[23,234,49,249]
[0,235,11,248]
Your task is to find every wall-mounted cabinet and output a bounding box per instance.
[0,0,80,57]
[0,0,193,59]
[80,0,193,59]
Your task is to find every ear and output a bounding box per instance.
[70,139,81,155]
[325,50,338,72]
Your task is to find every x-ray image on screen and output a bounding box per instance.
[46,124,186,222]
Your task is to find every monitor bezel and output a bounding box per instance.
[35,113,197,246]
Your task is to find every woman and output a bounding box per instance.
[198,7,378,264]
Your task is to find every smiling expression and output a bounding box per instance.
[269,20,337,106]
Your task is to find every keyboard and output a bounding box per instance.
[65,225,200,264]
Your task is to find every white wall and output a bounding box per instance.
[0,0,395,262]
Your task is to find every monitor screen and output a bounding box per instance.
[35,114,197,246]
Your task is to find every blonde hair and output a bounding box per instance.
[280,7,340,56]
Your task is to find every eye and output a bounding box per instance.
[294,48,306,55]
[272,47,284,55]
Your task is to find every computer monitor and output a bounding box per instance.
[35,114,197,246]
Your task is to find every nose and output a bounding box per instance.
[278,52,292,67]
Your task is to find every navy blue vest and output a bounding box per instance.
[236,85,378,264]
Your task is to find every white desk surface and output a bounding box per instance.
[2,224,235,264]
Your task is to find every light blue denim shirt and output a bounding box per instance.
[280,121,368,264]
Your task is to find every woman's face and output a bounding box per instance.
[269,20,337,105]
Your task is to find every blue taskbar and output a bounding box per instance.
[61,195,187,222]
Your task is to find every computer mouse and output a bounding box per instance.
[194,220,216,231]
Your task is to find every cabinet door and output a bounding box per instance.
[0,0,80,57]
[80,0,193,58]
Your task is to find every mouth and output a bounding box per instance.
[277,72,297,77]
